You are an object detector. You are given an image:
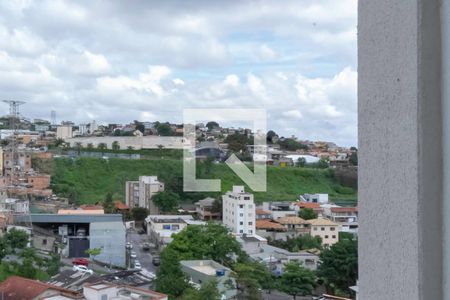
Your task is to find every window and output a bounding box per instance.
[248,222,253,225]
[240,222,243,225]
[248,230,253,234]
[240,213,243,217]
[314,227,318,231]
[332,235,336,239]
[163,225,171,230]
[239,204,244,208]
[325,235,329,238]
[101,294,108,300]
[321,227,325,231]
[42,239,47,245]
[240,230,243,233]
[244,196,250,200]
[330,227,335,231]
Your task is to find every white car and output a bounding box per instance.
[126,242,133,249]
[130,251,137,259]
[134,262,142,269]
[73,265,93,275]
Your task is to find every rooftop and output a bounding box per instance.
[330,207,358,213]
[255,219,286,231]
[308,218,339,226]
[14,213,123,224]
[277,216,309,225]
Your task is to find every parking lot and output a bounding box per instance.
[126,228,159,274]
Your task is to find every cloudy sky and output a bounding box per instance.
[0,0,357,146]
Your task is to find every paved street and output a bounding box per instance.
[127,228,159,274]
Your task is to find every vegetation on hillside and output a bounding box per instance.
[43,157,357,205]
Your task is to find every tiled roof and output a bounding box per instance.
[79,204,104,210]
[293,201,321,209]
[277,216,309,225]
[255,219,286,231]
[330,207,358,213]
[0,276,79,300]
[308,218,339,226]
[255,209,271,215]
[114,200,129,210]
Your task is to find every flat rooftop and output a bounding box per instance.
[14,213,123,224]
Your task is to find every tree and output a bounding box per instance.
[268,234,322,252]
[157,144,165,158]
[317,238,358,295]
[85,247,102,261]
[349,152,358,166]
[127,146,134,150]
[155,248,190,297]
[131,207,149,222]
[112,141,120,151]
[225,133,251,153]
[156,123,173,136]
[86,143,94,150]
[75,142,83,155]
[152,191,180,213]
[103,192,114,213]
[211,198,222,213]
[5,228,29,249]
[206,121,219,131]
[181,280,221,300]
[266,130,277,143]
[97,143,107,155]
[297,157,306,167]
[298,208,318,220]
[278,262,316,299]
[18,258,37,279]
[233,261,273,299]
[54,138,65,147]
[135,122,145,134]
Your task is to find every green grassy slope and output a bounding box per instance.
[48,157,357,204]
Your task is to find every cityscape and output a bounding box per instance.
[0,1,360,300]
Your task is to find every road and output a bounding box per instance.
[126,228,158,274]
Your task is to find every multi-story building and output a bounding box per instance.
[195,197,221,220]
[125,176,164,213]
[300,193,329,204]
[56,125,73,140]
[222,186,256,236]
[308,218,340,248]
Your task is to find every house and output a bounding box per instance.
[276,216,310,234]
[261,201,298,219]
[255,208,272,220]
[323,207,358,234]
[145,215,205,248]
[125,176,164,213]
[292,201,323,216]
[222,186,256,236]
[301,193,329,204]
[80,282,168,300]
[308,218,340,248]
[195,197,221,220]
[180,260,237,299]
[0,275,80,300]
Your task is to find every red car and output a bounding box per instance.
[72,258,89,266]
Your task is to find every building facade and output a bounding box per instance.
[222,186,256,236]
[125,176,164,213]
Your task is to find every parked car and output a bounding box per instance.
[130,251,137,259]
[152,256,160,266]
[126,242,133,249]
[134,261,142,269]
[142,243,150,251]
[73,265,93,275]
[72,258,89,266]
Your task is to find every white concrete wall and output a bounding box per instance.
[359,0,442,298]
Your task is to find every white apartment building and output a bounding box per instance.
[125,176,164,213]
[222,186,255,236]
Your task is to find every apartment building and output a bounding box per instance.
[125,176,164,213]
[308,218,340,248]
[222,186,256,236]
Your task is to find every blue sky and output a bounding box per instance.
[0,0,357,146]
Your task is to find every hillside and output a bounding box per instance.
[43,157,357,205]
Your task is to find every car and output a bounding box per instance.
[130,251,137,259]
[142,243,150,251]
[126,242,133,249]
[72,265,93,275]
[134,262,142,269]
[152,256,160,266]
[72,258,89,266]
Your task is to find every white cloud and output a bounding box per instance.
[258,44,277,61]
[282,110,303,119]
